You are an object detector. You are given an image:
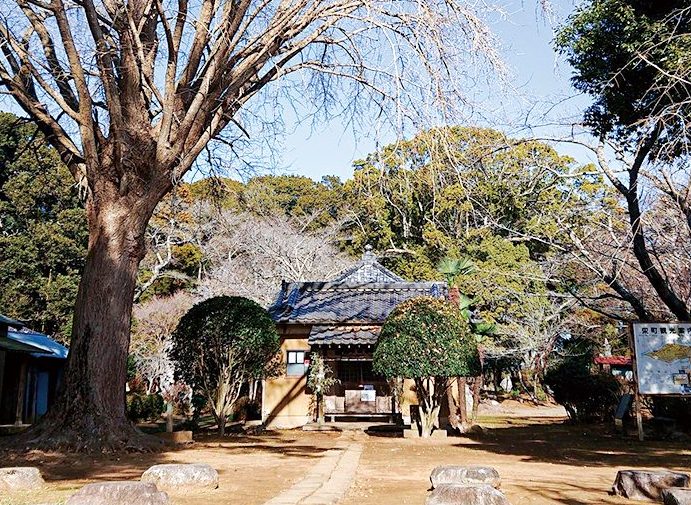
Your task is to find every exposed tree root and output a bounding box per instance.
[2,415,165,453]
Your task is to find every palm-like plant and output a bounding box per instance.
[437,257,476,287]
[436,256,496,429]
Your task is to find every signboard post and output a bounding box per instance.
[628,324,643,441]
[631,322,691,441]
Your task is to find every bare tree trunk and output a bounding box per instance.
[21,191,161,451]
[457,377,468,426]
[419,405,440,438]
[317,393,325,425]
[471,376,482,422]
[446,379,459,429]
[218,412,226,436]
[166,402,174,433]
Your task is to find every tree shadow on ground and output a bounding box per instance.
[460,418,691,471]
[510,480,621,505]
[0,429,336,482]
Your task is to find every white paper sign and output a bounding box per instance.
[360,389,376,402]
[633,322,691,395]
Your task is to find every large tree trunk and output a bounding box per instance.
[20,191,161,451]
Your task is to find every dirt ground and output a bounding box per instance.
[0,431,341,505]
[345,403,691,505]
[2,403,691,505]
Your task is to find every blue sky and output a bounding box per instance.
[276,0,592,182]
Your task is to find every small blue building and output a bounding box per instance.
[0,315,68,426]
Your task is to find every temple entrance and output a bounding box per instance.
[318,346,395,422]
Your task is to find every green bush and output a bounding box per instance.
[171,295,279,435]
[545,356,621,422]
[373,297,479,437]
[126,393,165,422]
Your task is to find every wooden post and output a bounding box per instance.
[628,323,644,441]
[15,360,27,426]
[166,402,173,433]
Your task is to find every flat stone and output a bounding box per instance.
[141,463,219,491]
[65,481,169,505]
[612,470,690,501]
[426,484,511,505]
[0,467,44,491]
[663,488,691,505]
[468,424,487,435]
[430,465,501,489]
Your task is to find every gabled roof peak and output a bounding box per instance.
[331,246,404,284]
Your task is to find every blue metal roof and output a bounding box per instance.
[7,330,68,359]
[0,314,25,328]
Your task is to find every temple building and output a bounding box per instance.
[264,247,447,428]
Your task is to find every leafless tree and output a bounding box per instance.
[131,292,197,395]
[0,0,503,448]
[201,212,352,305]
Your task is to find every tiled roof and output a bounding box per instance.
[308,325,381,345]
[269,282,446,323]
[331,245,404,283]
[269,247,447,325]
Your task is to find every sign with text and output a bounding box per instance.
[633,322,691,395]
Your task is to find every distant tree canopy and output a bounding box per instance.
[0,112,86,341]
[346,126,599,265]
[556,0,691,155]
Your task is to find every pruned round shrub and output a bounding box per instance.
[373,296,479,436]
[126,393,164,422]
[171,295,279,434]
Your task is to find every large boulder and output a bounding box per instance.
[612,470,690,501]
[430,466,501,489]
[427,484,511,505]
[141,463,219,491]
[0,467,44,491]
[663,489,691,505]
[65,481,170,505]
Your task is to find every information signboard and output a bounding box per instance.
[633,322,691,395]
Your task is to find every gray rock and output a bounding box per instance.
[663,488,691,505]
[0,467,44,491]
[430,465,501,489]
[426,484,511,505]
[612,470,690,501]
[65,481,169,505]
[141,463,219,491]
